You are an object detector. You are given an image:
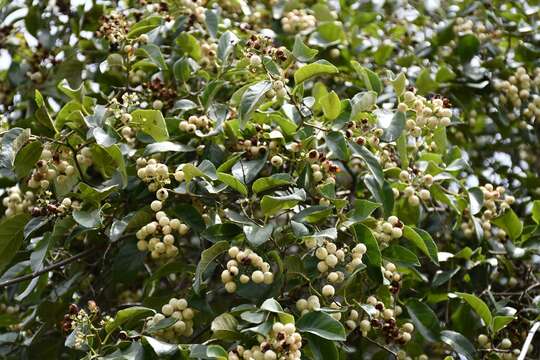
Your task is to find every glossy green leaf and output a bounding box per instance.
[238,81,272,128]
[130,109,169,142]
[261,189,306,216]
[320,91,341,120]
[294,60,338,84]
[492,208,523,241]
[292,35,318,62]
[193,240,229,293]
[455,292,492,328]
[296,311,346,341]
[405,299,442,342]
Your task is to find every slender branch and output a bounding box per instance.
[364,336,397,358]
[0,248,96,288]
[518,321,540,360]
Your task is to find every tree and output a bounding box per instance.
[0,0,539,359]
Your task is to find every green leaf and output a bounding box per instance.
[238,81,272,128]
[106,306,155,333]
[352,223,382,283]
[432,268,460,287]
[455,293,492,329]
[374,43,394,65]
[405,299,442,342]
[456,34,480,61]
[217,31,239,63]
[345,199,381,224]
[364,177,394,217]
[491,208,523,241]
[57,79,85,103]
[532,200,540,224]
[305,333,338,360]
[170,204,206,233]
[144,336,178,356]
[403,226,439,265]
[193,240,229,293]
[0,214,30,273]
[296,311,346,341]
[326,131,350,161]
[468,187,484,216]
[320,91,341,120]
[292,35,318,62]
[231,153,268,184]
[146,317,177,333]
[351,91,377,117]
[217,172,248,196]
[201,223,242,243]
[294,60,338,84]
[201,80,226,109]
[211,313,239,340]
[261,189,306,216]
[137,44,168,71]
[78,183,118,207]
[379,111,406,142]
[440,330,476,360]
[382,245,421,267]
[349,141,384,186]
[392,72,407,96]
[173,57,191,83]
[73,209,101,229]
[260,298,285,313]
[13,141,42,179]
[34,95,56,133]
[396,134,409,168]
[436,65,456,83]
[252,173,295,193]
[351,61,382,94]
[243,223,274,247]
[415,69,438,95]
[205,9,219,38]
[207,345,229,359]
[176,33,201,60]
[127,16,162,39]
[130,109,169,142]
[292,206,333,224]
[492,316,514,334]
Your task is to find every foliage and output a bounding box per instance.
[0,0,539,359]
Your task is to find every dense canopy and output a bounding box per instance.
[0,0,539,359]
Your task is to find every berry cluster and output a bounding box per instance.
[28,148,77,189]
[228,322,302,360]
[221,246,274,293]
[359,296,413,345]
[280,10,316,34]
[477,334,526,360]
[179,115,214,135]
[373,216,404,246]
[403,92,453,137]
[135,211,189,259]
[494,67,540,126]
[96,11,130,45]
[306,239,360,276]
[246,34,288,63]
[145,297,195,341]
[2,186,34,217]
[295,295,321,315]
[136,158,171,192]
[461,184,514,240]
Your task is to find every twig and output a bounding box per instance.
[364,336,397,358]
[0,248,96,288]
[518,321,540,360]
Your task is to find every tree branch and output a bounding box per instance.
[0,248,96,289]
